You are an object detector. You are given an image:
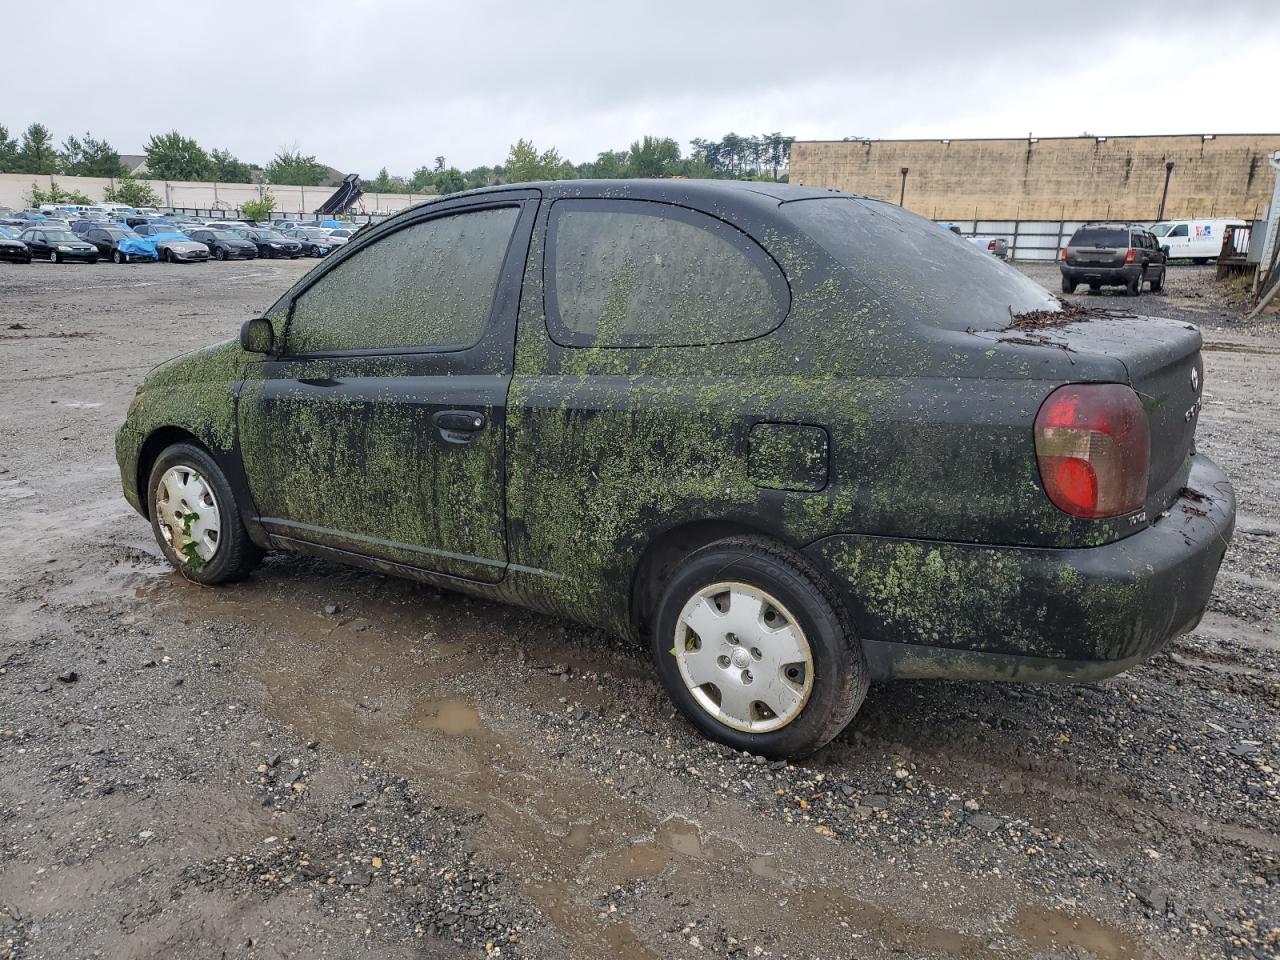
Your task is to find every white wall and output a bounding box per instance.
[0,172,425,215]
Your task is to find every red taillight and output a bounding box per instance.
[988,240,997,252]
[1034,384,1150,519]
[1059,247,1068,262]
[1124,248,1136,264]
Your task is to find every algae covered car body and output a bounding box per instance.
[116,179,1235,758]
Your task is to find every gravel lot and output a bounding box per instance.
[0,259,1276,960]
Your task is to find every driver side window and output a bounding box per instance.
[287,207,519,355]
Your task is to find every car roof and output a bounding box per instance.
[432,177,858,209]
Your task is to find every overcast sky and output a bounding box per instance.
[7,1,1278,176]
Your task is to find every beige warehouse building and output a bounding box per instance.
[790,133,1280,221]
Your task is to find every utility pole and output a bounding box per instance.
[1157,161,1175,220]
[899,167,909,206]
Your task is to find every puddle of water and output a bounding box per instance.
[748,855,782,881]
[655,817,704,858]
[1011,904,1147,960]
[797,887,996,959]
[526,880,657,960]
[417,697,481,735]
[597,817,707,883]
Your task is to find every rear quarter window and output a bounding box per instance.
[783,198,1055,332]
[545,199,789,348]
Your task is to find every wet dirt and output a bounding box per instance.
[0,259,1276,958]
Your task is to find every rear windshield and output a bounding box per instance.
[783,198,1056,331]
[1070,227,1130,248]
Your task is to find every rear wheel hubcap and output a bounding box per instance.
[673,582,814,733]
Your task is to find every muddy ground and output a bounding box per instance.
[0,259,1276,960]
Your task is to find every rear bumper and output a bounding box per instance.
[805,455,1235,682]
[1061,263,1140,284]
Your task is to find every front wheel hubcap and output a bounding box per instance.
[673,582,814,733]
[155,466,221,566]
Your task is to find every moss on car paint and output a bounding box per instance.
[115,179,1222,684]
[815,536,1144,662]
[115,339,256,511]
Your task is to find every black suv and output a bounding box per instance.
[116,180,1233,758]
[1060,222,1166,296]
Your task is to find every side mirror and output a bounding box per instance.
[240,317,275,354]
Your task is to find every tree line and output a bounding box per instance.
[0,122,330,187]
[1,121,796,203]
[363,132,796,197]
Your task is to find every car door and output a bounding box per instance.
[25,231,47,256]
[1166,223,1189,257]
[87,229,108,255]
[237,192,538,582]
[505,194,793,626]
[1132,231,1149,279]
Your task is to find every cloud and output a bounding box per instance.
[5,0,1277,174]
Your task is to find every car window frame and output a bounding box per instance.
[542,197,791,350]
[279,196,532,361]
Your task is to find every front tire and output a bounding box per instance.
[214,247,226,261]
[50,250,59,263]
[113,249,126,264]
[651,537,868,759]
[147,442,263,585]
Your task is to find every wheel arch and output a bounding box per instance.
[627,518,816,640]
[135,426,206,513]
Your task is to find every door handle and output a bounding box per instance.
[432,409,487,443]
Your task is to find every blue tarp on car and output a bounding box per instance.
[118,231,158,259]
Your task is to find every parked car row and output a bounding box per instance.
[0,209,366,265]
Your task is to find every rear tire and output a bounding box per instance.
[1193,257,1208,265]
[1127,271,1142,296]
[1150,268,1165,293]
[147,442,263,585]
[1088,282,1101,292]
[1061,276,1077,294]
[651,536,868,759]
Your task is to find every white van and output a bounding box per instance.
[1150,219,1245,262]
